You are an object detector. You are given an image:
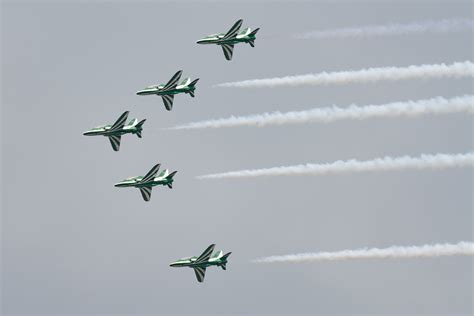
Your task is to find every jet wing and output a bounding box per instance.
[222,19,243,40]
[140,163,161,183]
[108,135,121,151]
[221,44,234,61]
[161,70,183,91]
[110,111,129,131]
[139,187,152,202]
[161,94,174,111]
[195,244,215,264]
[193,267,206,283]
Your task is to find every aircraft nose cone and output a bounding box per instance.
[169,263,178,267]
[83,131,93,136]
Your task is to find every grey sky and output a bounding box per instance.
[1,1,473,315]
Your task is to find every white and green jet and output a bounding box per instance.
[114,163,177,202]
[170,244,231,283]
[196,19,260,61]
[136,70,199,111]
[83,111,145,152]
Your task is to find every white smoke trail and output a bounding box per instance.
[170,95,473,130]
[197,152,474,179]
[296,18,474,39]
[214,61,474,88]
[253,241,474,263]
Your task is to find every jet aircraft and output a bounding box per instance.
[170,244,231,283]
[196,19,260,61]
[83,111,145,151]
[114,163,177,201]
[136,70,199,111]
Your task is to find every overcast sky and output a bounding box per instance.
[2,1,473,315]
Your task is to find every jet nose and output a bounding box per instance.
[196,39,206,44]
[114,182,126,187]
[83,131,93,136]
[169,262,178,267]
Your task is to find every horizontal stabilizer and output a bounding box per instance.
[189,90,195,98]
[248,39,255,47]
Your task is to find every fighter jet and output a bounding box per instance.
[136,70,199,111]
[114,163,177,202]
[196,19,260,61]
[83,111,146,152]
[170,244,231,283]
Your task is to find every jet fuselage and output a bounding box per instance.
[196,32,257,46]
[83,124,142,137]
[136,84,195,96]
[169,255,229,269]
[114,174,174,188]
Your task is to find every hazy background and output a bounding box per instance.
[2,1,472,315]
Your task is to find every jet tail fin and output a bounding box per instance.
[167,171,178,179]
[248,28,259,47]
[135,119,146,138]
[249,28,260,37]
[220,253,231,270]
[188,79,199,98]
[189,78,199,88]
